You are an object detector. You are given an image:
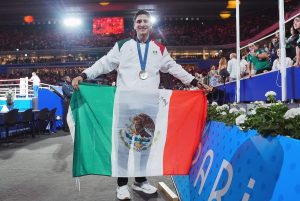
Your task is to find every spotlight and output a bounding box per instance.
[63,17,82,27]
[150,16,157,24]
[24,15,34,23]
[227,0,240,9]
[99,1,110,6]
[219,11,231,19]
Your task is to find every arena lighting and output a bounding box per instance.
[226,0,240,9]
[150,16,157,24]
[219,11,231,19]
[99,1,110,6]
[63,17,82,27]
[24,15,34,23]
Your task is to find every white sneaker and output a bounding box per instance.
[131,181,157,194]
[116,185,131,200]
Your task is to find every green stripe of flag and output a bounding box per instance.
[71,83,116,177]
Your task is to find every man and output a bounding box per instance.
[61,75,74,132]
[72,10,205,200]
[227,53,238,81]
[29,72,41,97]
[246,43,271,75]
[227,53,247,81]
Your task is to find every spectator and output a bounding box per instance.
[227,53,238,81]
[286,25,298,59]
[293,16,300,66]
[61,75,74,132]
[218,57,229,83]
[268,31,279,64]
[240,54,248,78]
[272,49,294,71]
[208,65,219,87]
[246,43,271,74]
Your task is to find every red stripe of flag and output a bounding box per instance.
[163,90,207,175]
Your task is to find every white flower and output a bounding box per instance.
[254,101,265,105]
[216,106,222,112]
[265,91,276,97]
[229,108,239,114]
[239,108,246,114]
[221,111,227,115]
[284,108,300,119]
[236,114,247,126]
[257,103,270,108]
[216,104,229,112]
[231,102,237,106]
[221,104,229,110]
[212,102,218,106]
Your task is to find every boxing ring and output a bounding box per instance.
[0,77,33,111]
[0,78,64,130]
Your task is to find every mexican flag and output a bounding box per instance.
[68,83,207,177]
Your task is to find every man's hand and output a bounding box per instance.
[197,82,213,92]
[72,76,83,90]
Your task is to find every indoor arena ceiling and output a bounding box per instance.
[0,0,292,24]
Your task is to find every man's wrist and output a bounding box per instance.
[190,79,198,87]
[79,73,87,80]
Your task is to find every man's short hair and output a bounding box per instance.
[63,75,70,81]
[230,53,237,58]
[133,10,151,22]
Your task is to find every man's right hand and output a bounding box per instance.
[72,76,83,90]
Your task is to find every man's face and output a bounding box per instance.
[134,14,152,37]
[248,44,256,51]
[294,17,300,30]
[66,77,71,83]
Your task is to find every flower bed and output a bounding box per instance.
[208,91,300,139]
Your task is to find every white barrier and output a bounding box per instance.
[0,77,54,99]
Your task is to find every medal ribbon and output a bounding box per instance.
[137,40,150,72]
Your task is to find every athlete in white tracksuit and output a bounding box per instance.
[81,38,196,89]
[72,9,201,201]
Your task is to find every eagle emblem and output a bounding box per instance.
[119,113,155,152]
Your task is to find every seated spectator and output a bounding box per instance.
[272,49,294,71]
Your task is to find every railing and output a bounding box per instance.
[0,77,31,99]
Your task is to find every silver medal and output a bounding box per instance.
[139,70,149,80]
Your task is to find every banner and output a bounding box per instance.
[174,121,300,201]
